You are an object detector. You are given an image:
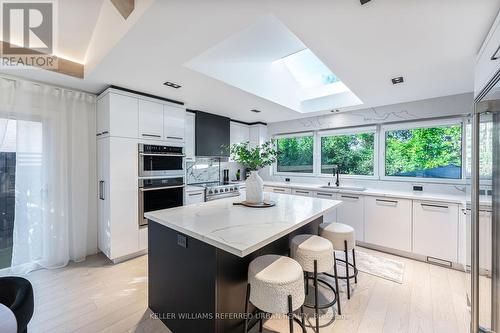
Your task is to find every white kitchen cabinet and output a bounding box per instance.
[264,186,291,194]
[97,92,138,138]
[164,104,185,142]
[292,188,313,197]
[138,226,148,251]
[230,122,250,145]
[336,193,364,241]
[365,196,412,252]
[249,124,267,147]
[185,190,205,205]
[412,201,459,263]
[97,136,139,261]
[185,112,195,160]
[139,99,164,140]
[314,191,337,223]
[475,11,500,97]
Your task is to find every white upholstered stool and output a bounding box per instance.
[319,222,359,300]
[245,254,307,333]
[291,234,340,331]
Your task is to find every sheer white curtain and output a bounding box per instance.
[0,76,96,274]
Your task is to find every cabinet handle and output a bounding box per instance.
[142,133,161,138]
[166,136,183,140]
[341,195,359,200]
[316,192,332,197]
[101,131,108,135]
[188,192,203,196]
[376,198,398,205]
[421,203,448,210]
[99,181,105,200]
[273,188,286,192]
[96,133,102,137]
[295,190,309,194]
[491,44,500,60]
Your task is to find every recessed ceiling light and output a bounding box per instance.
[360,0,372,5]
[330,109,340,113]
[250,109,261,113]
[391,76,404,85]
[163,81,182,89]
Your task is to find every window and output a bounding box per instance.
[320,131,375,176]
[276,135,314,173]
[384,122,462,179]
[465,121,492,180]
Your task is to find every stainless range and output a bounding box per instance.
[204,183,240,201]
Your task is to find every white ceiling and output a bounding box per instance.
[1,0,499,123]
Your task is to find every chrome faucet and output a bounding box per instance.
[332,165,340,187]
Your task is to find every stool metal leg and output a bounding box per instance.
[333,252,341,315]
[288,295,294,333]
[259,315,263,333]
[352,248,357,284]
[344,240,351,300]
[305,272,309,295]
[314,260,319,332]
[244,284,251,333]
[300,306,306,333]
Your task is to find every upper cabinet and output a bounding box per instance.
[185,112,195,160]
[139,99,164,140]
[249,124,268,147]
[164,104,185,142]
[97,92,138,138]
[97,88,185,143]
[475,11,500,97]
[230,122,250,146]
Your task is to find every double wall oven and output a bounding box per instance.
[138,143,185,226]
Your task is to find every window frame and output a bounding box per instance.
[316,126,379,179]
[380,118,466,184]
[273,132,316,176]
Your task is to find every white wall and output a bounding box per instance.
[260,92,474,196]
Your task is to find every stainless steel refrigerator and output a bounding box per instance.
[470,73,500,333]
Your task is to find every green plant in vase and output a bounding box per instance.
[227,140,278,203]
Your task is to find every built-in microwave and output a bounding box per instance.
[138,143,184,177]
[138,176,185,226]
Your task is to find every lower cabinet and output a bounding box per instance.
[412,201,459,263]
[335,194,364,241]
[314,191,337,223]
[185,190,205,205]
[292,188,313,197]
[364,196,412,252]
[139,226,148,251]
[264,186,292,194]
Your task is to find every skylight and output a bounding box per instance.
[185,15,363,113]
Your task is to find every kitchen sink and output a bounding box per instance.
[318,185,366,191]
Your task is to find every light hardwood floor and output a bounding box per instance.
[20,247,470,333]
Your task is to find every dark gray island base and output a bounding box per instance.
[148,216,323,333]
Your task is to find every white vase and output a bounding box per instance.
[245,170,264,204]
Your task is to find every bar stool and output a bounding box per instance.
[245,254,307,333]
[291,234,340,332]
[319,222,358,300]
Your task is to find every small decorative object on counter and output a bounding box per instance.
[227,140,278,204]
[236,169,241,181]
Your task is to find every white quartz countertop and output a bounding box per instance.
[263,181,467,205]
[145,193,342,257]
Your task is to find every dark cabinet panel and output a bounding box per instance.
[195,111,230,157]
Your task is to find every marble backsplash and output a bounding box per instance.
[186,158,245,185]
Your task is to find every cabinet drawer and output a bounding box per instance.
[365,196,412,252]
[185,191,205,205]
[139,226,148,251]
[314,191,335,199]
[264,187,291,194]
[292,189,312,197]
[336,194,364,241]
[413,201,458,262]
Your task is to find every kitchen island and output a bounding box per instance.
[145,193,342,333]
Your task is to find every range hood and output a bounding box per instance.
[194,111,230,157]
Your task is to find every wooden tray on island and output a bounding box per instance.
[233,200,276,208]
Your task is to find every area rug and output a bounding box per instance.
[334,250,405,284]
